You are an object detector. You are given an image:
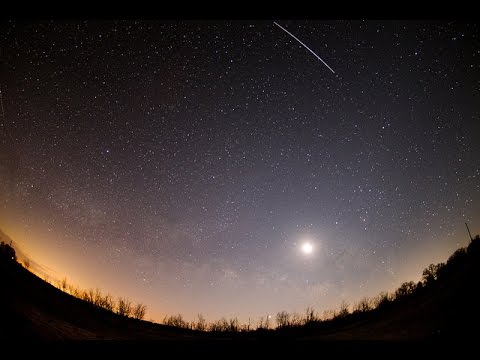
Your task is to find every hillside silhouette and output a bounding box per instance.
[1,235,479,352]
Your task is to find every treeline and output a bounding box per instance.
[2,234,479,332]
[271,234,480,331]
[160,234,480,332]
[54,277,147,320]
[0,240,147,320]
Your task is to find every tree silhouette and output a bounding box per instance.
[195,313,207,331]
[374,291,391,309]
[448,248,467,266]
[163,314,188,328]
[117,297,132,317]
[276,311,290,328]
[305,306,317,324]
[132,303,147,320]
[353,296,373,313]
[422,263,444,285]
[338,300,350,318]
[0,241,16,263]
[395,281,417,299]
[467,235,480,256]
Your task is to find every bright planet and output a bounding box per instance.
[301,242,314,255]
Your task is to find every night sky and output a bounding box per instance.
[1,20,479,324]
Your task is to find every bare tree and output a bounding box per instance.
[208,317,229,332]
[305,306,317,324]
[83,288,95,304]
[61,277,68,291]
[229,317,240,332]
[208,319,221,332]
[322,309,335,321]
[374,291,392,309]
[246,318,252,331]
[257,316,265,330]
[240,319,252,332]
[218,317,229,331]
[117,297,132,317]
[93,288,103,307]
[132,303,147,320]
[276,311,291,328]
[68,284,80,297]
[80,290,89,302]
[195,313,206,331]
[336,300,350,318]
[290,312,303,326]
[353,296,373,313]
[102,294,115,311]
[163,314,188,328]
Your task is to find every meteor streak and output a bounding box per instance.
[273,21,335,74]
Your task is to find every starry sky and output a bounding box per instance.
[1,19,479,324]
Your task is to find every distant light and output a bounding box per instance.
[301,242,313,255]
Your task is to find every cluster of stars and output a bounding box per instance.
[0,20,479,323]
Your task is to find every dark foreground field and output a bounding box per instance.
[2,238,480,354]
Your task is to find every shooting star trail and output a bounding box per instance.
[273,21,335,74]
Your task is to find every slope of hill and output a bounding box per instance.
[0,256,204,341]
[2,236,480,352]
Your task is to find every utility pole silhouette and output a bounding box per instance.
[465,222,473,242]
